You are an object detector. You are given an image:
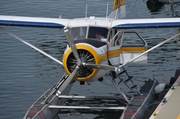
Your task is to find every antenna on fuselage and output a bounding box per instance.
[106,3,109,18]
[85,4,88,18]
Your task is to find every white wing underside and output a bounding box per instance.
[0,15,180,29]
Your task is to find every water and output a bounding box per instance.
[0,0,180,119]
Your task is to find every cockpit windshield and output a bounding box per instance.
[88,27,108,39]
[70,27,87,40]
[69,26,108,43]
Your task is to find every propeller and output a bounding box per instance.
[56,28,82,96]
[56,65,79,95]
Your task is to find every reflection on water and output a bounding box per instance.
[0,0,180,119]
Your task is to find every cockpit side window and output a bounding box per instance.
[70,27,87,40]
[122,32,145,47]
[88,27,108,39]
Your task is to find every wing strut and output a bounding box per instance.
[0,26,63,66]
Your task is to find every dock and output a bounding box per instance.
[150,76,180,119]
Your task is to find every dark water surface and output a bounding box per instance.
[0,0,180,119]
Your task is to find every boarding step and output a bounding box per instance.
[117,76,134,85]
[49,105,125,110]
[131,85,137,89]
[118,70,126,76]
[125,76,133,83]
[118,79,123,85]
[115,66,138,94]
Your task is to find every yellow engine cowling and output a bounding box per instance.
[63,42,108,82]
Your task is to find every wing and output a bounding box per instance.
[0,15,70,28]
[112,18,180,29]
[1,15,180,29]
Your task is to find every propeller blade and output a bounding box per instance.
[0,26,64,66]
[56,66,79,95]
[64,28,80,61]
[85,63,120,71]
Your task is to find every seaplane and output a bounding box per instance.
[1,0,180,119]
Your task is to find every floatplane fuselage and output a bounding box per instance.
[62,17,148,83]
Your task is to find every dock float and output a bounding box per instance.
[150,75,180,119]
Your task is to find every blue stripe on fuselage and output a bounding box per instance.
[113,22,180,29]
[0,20,64,28]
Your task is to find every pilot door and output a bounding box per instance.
[108,30,147,65]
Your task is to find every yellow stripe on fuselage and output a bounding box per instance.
[113,0,125,10]
[121,47,147,53]
[100,47,147,61]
